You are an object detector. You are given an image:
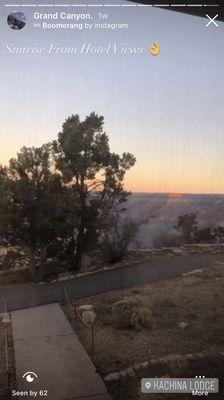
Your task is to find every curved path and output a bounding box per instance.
[1,253,224,313]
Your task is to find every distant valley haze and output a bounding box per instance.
[125,193,224,249]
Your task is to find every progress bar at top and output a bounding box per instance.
[3,3,220,6]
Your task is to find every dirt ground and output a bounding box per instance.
[65,261,224,400]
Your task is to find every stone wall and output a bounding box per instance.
[135,243,224,257]
[104,351,224,383]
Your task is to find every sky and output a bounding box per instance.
[0,1,224,194]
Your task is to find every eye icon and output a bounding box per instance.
[22,372,38,383]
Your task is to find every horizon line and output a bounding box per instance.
[129,192,224,196]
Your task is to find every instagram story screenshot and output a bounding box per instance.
[0,0,224,399]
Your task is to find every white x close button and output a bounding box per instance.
[206,14,219,27]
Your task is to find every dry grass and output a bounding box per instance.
[64,262,224,400]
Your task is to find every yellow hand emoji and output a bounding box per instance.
[150,42,160,56]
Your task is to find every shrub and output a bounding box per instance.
[100,214,138,263]
[153,231,183,248]
[111,296,152,330]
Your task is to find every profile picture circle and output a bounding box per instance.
[7,11,26,30]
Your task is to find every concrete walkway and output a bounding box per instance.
[11,303,111,400]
